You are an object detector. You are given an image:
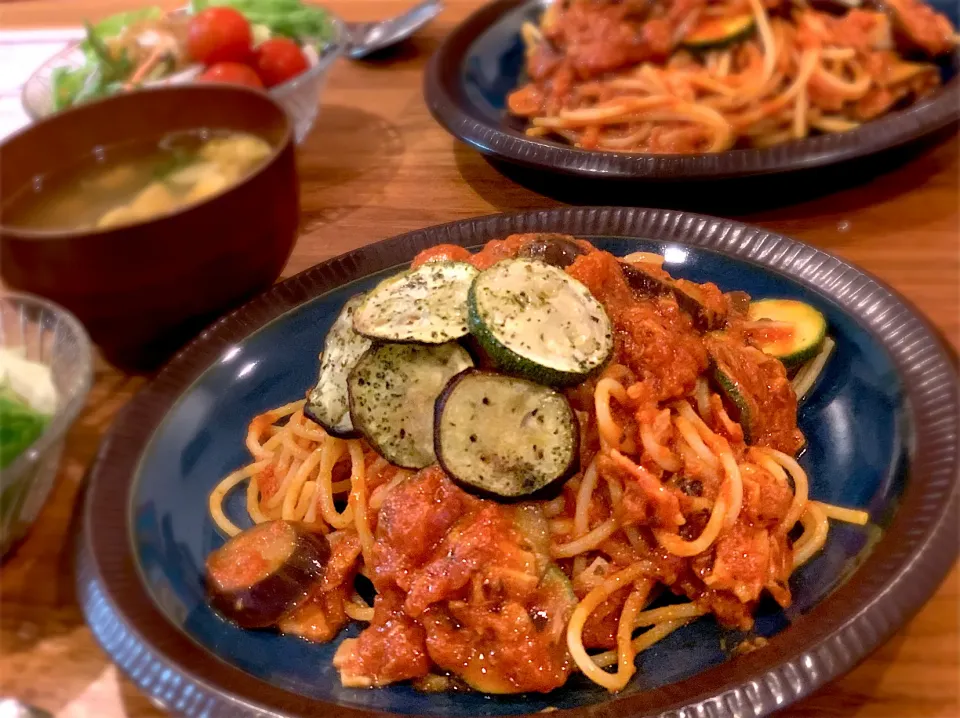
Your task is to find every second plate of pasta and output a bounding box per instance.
[424,0,959,180]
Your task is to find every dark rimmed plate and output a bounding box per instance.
[424,0,960,181]
[80,208,959,718]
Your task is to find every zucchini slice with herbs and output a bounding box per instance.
[348,342,473,469]
[682,14,756,51]
[304,294,372,438]
[514,504,552,577]
[352,261,478,344]
[468,258,613,386]
[434,370,579,499]
[747,299,827,368]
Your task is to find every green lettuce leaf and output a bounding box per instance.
[191,0,334,44]
[0,388,49,470]
[80,6,164,59]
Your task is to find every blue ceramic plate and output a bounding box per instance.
[424,0,960,180]
[80,208,959,718]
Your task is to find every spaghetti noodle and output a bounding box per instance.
[507,0,957,153]
[206,233,872,694]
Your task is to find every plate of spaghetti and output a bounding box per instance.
[424,0,959,179]
[80,208,958,718]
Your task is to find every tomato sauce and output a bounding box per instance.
[334,589,431,686]
[567,251,709,401]
[410,244,472,269]
[467,233,533,270]
[251,236,810,686]
[336,467,573,692]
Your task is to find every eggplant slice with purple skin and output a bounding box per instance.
[515,235,727,331]
[348,342,475,469]
[304,293,372,438]
[620,262,727,331]
[516,234,588,268]
[206,520,330,629]
[434,369,580,500]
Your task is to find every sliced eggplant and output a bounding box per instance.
[621,262,726,331]
[468,258,613,387]
[725,290,752,317]
[516,234,588,268]
[304,294,372,437]
[434,370,579,500]
[348,342,474,469]
[746,299,828,368]
[882,0,957,58]
[675,280,727,331]
[206,520,330,629]
[620,261,675,297]
[682,14,756,51]
[352,261,478,344]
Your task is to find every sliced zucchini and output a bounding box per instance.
[514,504,551,578]
[682,14,756,51]
[709,359,757,444]
[434,370,579,500]
[304,294,372,438]
[348,342,473,469]
[746,299,827,368]
[468,258,613,387]
[540,564,577,610]
[352,261,478,344]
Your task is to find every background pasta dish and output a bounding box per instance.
[204,234,867,694]
[506,0,958,153]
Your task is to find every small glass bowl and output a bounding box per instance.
[0,291,92,557]
[20,14,345,144]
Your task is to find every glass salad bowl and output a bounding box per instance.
[0,292,92,557]
[20,13,345,144]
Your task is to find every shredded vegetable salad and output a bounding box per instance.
[51,0,336,112]
[0,348,57,469]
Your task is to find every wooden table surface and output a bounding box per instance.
[0,0,957,715]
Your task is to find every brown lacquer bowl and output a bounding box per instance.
[0,85,299,371]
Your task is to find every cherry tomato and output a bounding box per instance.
[188,7,253,65]
[253,38,309,88]
[198,62,264,89]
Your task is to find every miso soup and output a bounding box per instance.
[1,129,272,231]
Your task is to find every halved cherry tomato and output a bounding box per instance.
[253,38,309,88]
[188,7,253,65]
[199,62,264,89]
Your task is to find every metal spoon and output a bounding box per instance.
[344,0,444,59]
[0,699,53,718]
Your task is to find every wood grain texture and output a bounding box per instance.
[0,1,957,716]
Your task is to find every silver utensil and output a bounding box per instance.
[0,699,53,718]
[344,0,443,59]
